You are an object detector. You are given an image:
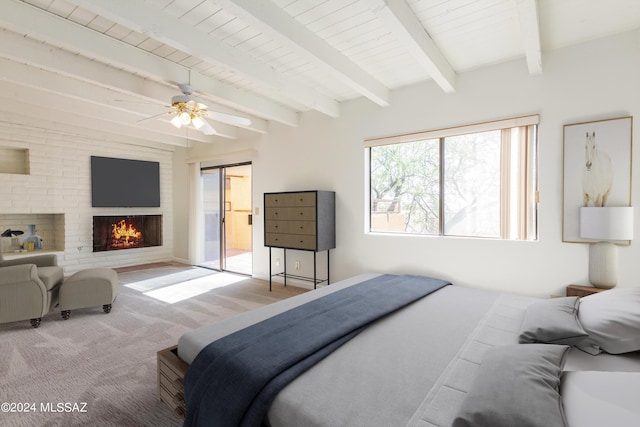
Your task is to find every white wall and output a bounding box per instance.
[175,30,640,298]
[0,121,175,274]
[172,147,190,264]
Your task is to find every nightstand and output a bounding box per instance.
[566,284,607,298]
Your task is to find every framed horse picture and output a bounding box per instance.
[562,116,633,243]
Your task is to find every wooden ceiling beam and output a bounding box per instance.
[0,0,298,127]
[0,30,268,136]
[0,84,209,147]
[364,0,457,93]
[515,0,543,74]
[0,42,241,142]
[217,0,390,107]
[66,0,339,118]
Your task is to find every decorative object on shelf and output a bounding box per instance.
[264,190,336,291]
[562,116,632,242]
[580,206,634,288]
[1,228,23,237]
[1,228,24,251]
[22,224,43,251]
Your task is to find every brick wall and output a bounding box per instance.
[0,122,174,274]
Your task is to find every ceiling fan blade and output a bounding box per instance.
[137,111,170,123]
[198,118,216,135]
[115,99,158,105]
[208,111,252,126]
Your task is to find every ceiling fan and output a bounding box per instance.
[138,84,251,135]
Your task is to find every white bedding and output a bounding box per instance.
[565,347,640,372]
[178,273,383,364]
[562,371,640,426]
[178,274,640,427]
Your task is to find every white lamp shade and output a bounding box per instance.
[170,115,182,129]
[191,116,205,129]
[580,207,634,241]
[179,111,191,125]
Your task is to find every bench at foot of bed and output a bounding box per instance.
[157,345,188,418]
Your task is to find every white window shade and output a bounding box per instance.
[364,114,539,148]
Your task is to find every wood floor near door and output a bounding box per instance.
[114,261,186,273]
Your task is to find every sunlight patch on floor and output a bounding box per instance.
[123,269,214,292]
[140,272,246,303]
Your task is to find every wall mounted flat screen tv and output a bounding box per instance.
[91,156,160,207]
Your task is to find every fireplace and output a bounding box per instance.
[93,215,162,252]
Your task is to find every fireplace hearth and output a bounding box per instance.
[93,215,162,252]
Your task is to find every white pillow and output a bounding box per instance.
[576,285,640,355]
[561,371,640,426]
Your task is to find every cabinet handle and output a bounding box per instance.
[299,226,304,230]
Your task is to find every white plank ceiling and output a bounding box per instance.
[0,0,639,146]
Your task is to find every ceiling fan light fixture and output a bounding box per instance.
[179,111,191,125]
[143,84,249,136]
[170,115,183,128]
[191,116,205,129]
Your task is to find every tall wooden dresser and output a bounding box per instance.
[264,190,335,290]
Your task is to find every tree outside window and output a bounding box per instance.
[368,119,537,241]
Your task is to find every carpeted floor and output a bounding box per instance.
[0,263,306,427]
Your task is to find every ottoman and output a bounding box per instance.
[59,268,118,320]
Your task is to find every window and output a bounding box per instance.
[367,116,538,240]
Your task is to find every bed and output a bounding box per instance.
[156,273,640,426]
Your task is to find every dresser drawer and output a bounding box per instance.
[265,220,316,235]
[266,233,316,250]
[265,207,316,221]
[265,192,316,207]
[289,192,316,206]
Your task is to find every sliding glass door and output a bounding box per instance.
[201,167,222,270]
[199,163,252,275]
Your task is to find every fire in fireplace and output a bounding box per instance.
[93,215,162,252]
[111,219,142,248]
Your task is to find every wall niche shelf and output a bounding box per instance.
[0,147,29,175]
[0,213,65,254]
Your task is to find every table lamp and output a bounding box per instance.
[580,206,634,288]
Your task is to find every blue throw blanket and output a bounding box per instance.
[183,274,450,427]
